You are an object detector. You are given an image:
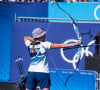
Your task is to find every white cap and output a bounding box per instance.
[32,28,46,38]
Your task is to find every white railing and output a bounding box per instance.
[16,16,100,23]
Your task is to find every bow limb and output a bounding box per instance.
[55,1,82,69]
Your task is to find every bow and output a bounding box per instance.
[55,2,82,87]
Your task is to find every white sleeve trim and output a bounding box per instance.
[25,40,31,47]
[42,41,51,49]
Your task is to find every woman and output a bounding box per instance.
[24,27,82,90]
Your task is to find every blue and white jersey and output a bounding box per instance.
[25,40,51,73]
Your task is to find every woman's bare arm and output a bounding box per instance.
[50,41,82,49]
[24,36,34,43]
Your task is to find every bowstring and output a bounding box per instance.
[46,19,65,89]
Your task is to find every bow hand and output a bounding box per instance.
[76,41,82,46]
